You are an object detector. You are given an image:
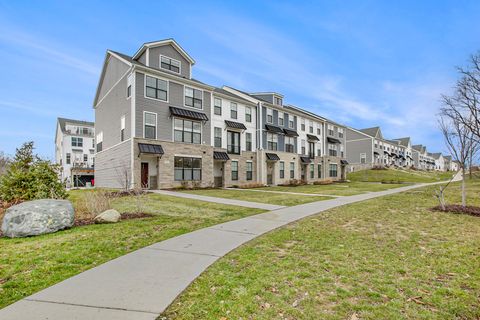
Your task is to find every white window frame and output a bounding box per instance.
[144,74,169,102]
[278,112,284,126]
[266,108,273,123]
[184,86,204,110]
[245,106,252,122]
[159,55,181,74]
[143,111,157,140]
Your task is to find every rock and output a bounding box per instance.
[1,199,74,238]
[94,209,121,223]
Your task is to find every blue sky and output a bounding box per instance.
[1,1,480,159]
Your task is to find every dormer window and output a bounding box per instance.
[160,55,180,73]
[274,96,282,106]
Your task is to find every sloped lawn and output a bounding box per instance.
[347,168,455,183]
[0,192,264,309]
[161,181,480,320]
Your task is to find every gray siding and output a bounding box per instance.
[346,139,372,164]
[148,45,191,79]
[134,71,211,145]
[253,94,274,104]
[98,56,130,101]
[95,140,131,189]
[260,106,298,153]
[95,56,132,149]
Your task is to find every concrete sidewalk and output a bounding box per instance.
[0,174,461,320]
[224,187,344,198]
[151,189,285,211]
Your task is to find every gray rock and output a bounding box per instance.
[1,199,74,238]
[94,209,121,223]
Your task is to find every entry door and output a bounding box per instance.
[267,163,274,185]
[141,162,149,188]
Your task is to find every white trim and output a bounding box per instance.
[95,67,132,107]
[95,138,131,156]
[159,54,181,75]
[143,74,169,103]
[346,137,372,143]
[174,154,202,158]
[183,85,204,111]
[133,39,196,65]
[146,48,150,67]
[143,111,158,140]
[171,117,203,145]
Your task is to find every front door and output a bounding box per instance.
[267,163,274,185]
[141,162,149,189]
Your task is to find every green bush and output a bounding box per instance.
[0,142,67,203]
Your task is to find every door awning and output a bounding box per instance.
[283,128,299,137]
[213,151,230,161]
[327,137,341,144]
[300,156,312,164]
[266,153,280,161]
[265,124,284,134]
[138,143,164,155]
[307,134,320,142]
[225,120,247,130]
[169,106,209,121]
[341,159,349,165]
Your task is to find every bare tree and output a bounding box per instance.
[115,161,131,191]
[0,152,9,175]
[439,114,474,207]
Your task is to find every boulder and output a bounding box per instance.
[94,209,121,223]
[1,199,74,238]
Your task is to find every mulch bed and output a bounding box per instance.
[431,205,480,217]
[74,212,153,227]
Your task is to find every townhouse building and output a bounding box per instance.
[430,153,446,171]
[55,118,95,187]
[93,39,348,190]
[412,145,436,170]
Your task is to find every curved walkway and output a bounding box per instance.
[0,175,461,320]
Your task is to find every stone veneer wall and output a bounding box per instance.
[133,138,214,189]
[222,151,258,187]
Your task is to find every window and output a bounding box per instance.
[285,136,295,153]
[174,118,201,144]
[301,118,305,131]
[246,132,252,151]
[145,76,167,101]
[309,142,315,158]
[127,85,131,98]
[360,153,366,164]
[289,118,294,129]
[328,124,334,136]
[246,161,253,180]
[310,164,314,179]
[231,161,238,180]
[245,107,252,122]
[318,164,322,178]
[66,153,71,164]
[214,97,222,115]
[338,128,344,138]
[328,143,337,156]
[340,144,344,157]
[96,132,103,152]
[72,137,83,147]
[279,113,284,126]
[160,55,180,73]
[185,87,203,109]
[120,115,125,142]
[290,162,295,179]
[83,154,88,162]
[309,121,314,133]
[274,96,282,106]
[301,139,306,155]
[214,127,222,148]
[329,164,338,177]
[230,102,238,119]
[174,157,202,181]
[144,112,157,139]
[266,108,273,123]
[280,161,285,178]
[317,127,321,135]
[227,131,240,154]
[267,133,278,151]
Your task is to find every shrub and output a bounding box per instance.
[0,142,67,203]
[279,179,307,187]
[313,179,333,185]
[239,183,265,189]
[83,191,111,217]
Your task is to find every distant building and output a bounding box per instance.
[55,118,95,187]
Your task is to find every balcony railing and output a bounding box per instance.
[227,145,240,154]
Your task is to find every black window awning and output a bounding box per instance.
[138,143,164,155]
[266,153,280,161]
[265,124,284,134]
[341,160,349,165]
[170,106,208,121]
[300,156,312,164]
[384,151,391,156]
[225,120,247,130]
[307,134,320,142]
[407,155,413,160]
[374,151,380,156]
[283,128,299,137]
[213,151,230,161]
[327,137,341,144]
[391,152,397,157]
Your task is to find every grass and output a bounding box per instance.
[259,181,403,196]
[179,189,332,206]
[161,180,480,320]
[347,168,455,183]
[0,191,265,309]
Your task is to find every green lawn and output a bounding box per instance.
[161,181,480,320]
[179,189,333,206]
[347,168,455,183]
[259,181,403,196]
[0,191,264,309]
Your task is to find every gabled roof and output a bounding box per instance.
[430,153,443,159]
[359,126,382,139]
[133,38,196,65]
[393,137,411,147]
[57,117,94,134]
[213,87,254,105]
[412,144,426,153]
[444,155,452,161]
